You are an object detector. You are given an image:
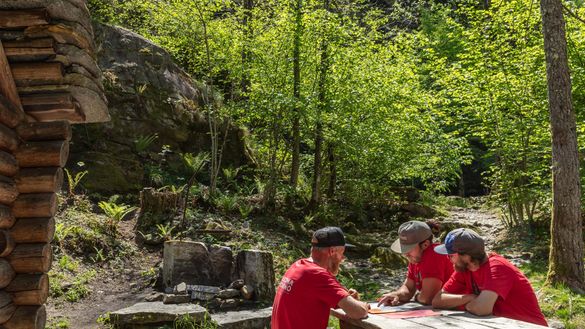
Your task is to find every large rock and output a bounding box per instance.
[211,307,272,329]
[235,250,275,302]
[163,241,213,289]
[110,302,207,327]
[69,23,254,193]
[210,245,234,286]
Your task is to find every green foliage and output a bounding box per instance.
[213,193,239,214]
[156,223,176,241]
[98,196,138,236]
[64,167,88,197]
[46,317,71,329]
[173,314,218,329]
[134,133,158,153]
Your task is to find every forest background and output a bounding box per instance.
[50,0,585,327]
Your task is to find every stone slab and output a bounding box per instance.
[211,307,272,329]
[110,301,207,325]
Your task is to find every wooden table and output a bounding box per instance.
[331,308,549,329]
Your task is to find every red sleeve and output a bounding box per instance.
[482,260,514,300]
[313,270,350,308]
[406,263,416,281]
[442,271,468,294]
[419,254,445,282]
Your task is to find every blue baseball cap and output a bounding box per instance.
[434,228,484,255]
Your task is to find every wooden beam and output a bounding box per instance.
[11,62,63,84]
[6,274,48,306]
[0,123,20,153]
[0,9,49,29]
[7,243,52,273]
[0,41,23,111]
[0,205,15,230]
[0,151,18,177]
[16,120,71,142]
[0,176,18,206]
[0,229,15,258]
[24,24,92,51]
[25,104,84,122]
[15,167,63,194]
[15,141,69,168]
[3,305,46,329]
[5,47,56,62]
[0,291,16,323]
[3,39,54,49]
[10,217,55,244]
[0,94,25,129]
[0,259,15,289]
[11,193,56,218]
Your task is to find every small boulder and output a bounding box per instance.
[241,285,254,300]
[228,279,245,290]
[218,289,240,299]
[110,302,207,326]
[174,282,187,294]
[164,294,191,304]
[145,292,164,302]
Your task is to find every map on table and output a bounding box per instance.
[368,302,424,314]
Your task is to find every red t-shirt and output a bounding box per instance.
[407,243,454,291]
[442,253,547,327]
[272,258,349,329]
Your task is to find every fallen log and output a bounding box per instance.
[15,167,63,193]
[16,120,71,142]
[2,305,46,329]
[6,274,48,305]
[10,217,54,244]
[15,141,69,168]
[11,193,56,218]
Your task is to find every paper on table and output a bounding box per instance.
[379,309,441,319]
[368,302,424,314]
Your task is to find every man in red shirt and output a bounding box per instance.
[271,227,369,329]
[432,228,548,327]
[378,220,454,306]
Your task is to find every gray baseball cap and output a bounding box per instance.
[434,228,485,255]
[390,221,432,254]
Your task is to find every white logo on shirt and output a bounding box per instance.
[279,276,294,292]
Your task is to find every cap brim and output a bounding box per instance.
[390,238,417,254]
[434,244,449,255]
[344,243,356,249]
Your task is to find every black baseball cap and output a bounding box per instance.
[311,227,355,248]
[434,228,485,255]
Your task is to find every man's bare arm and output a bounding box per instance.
[338,296,369,319]
[416,277,443,305]
[465,290,498,316]
[378,278,416,306]
[432,289,477,309]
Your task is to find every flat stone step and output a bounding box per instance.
[211,307,272,329]
[110,301,208,327]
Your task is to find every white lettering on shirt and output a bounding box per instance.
[279,276,294,292]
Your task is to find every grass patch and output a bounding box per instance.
[521,261,585,329]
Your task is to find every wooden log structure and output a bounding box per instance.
[0,206,15,230]
[11,193,56,218]
[0,291,15,324]
[10,217,54,244]
[3,305,46,329]
[0,259,15,288]
[16,120,71,142]
[7,243,52,273]
[0,1,109,327]
[5,274,48,305]
[15,140,69,167]
[0,10,49,29]
[15,167,63,193]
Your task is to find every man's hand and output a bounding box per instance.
[348,288,360,300]
[377,292,400,306]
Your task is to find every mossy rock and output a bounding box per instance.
[80,151,144,193]
[370,247,408,269]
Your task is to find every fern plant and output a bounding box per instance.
[134,133,158,153]
[64,169,88,197]
[98,199,137,236]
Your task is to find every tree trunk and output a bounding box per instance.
[541,0,585,292]
[309,0,330,210]
[290,0,302,189]
[327,143,336,198]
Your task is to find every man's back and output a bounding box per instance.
[271,259,349,329]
